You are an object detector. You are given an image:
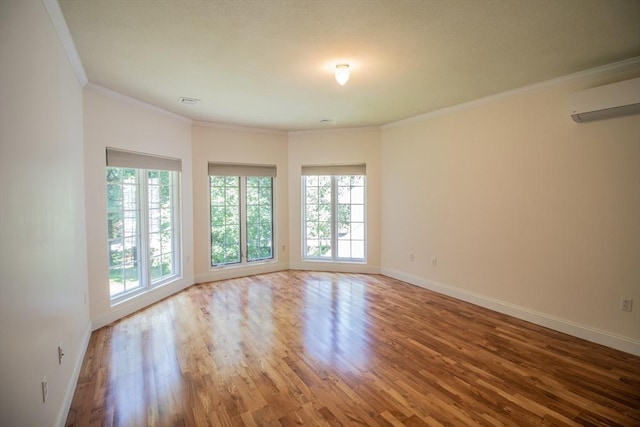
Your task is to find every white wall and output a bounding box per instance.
[0,1,90,426]
[288,128,381,273]
[83,87,194,330]
[192,123,290,282]
[380,67,640,354]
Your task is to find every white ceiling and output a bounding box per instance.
[58,0,640,131]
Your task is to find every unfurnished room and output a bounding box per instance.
[1,0,639,426]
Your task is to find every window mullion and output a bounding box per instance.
[138,170,150,289]
[172,172,181,276]
[331,176,337,259]
[240,176,247,264]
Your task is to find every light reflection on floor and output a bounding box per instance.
[109,300,182,425]
[303,275,370,372]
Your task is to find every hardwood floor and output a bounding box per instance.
[66,271,640,426]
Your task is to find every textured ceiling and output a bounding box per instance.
[58,0,640,131]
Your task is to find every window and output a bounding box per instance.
[106,148,181,302]
[302,164,366,261]
[209,163,276,267]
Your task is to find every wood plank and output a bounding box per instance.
[66,271,640,426]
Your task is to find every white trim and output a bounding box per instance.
[381,268,640,356]
[288,126,380,136]
[84,82,192,124]
[42,0,88,87]
[195,262,289,284]
[382,56,640,129]
[91,276,194,330]
[192,120,287,135]
[290,262,380,275]
[56,322,92,427]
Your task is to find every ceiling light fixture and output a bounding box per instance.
[335,64,350,85]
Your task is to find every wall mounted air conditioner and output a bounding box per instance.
[569,77,640,123]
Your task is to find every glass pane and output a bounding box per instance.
[161,254,173,276]
[337,240,351,258]
[351,205,364,222]
[337,185,351,203]
[210,175,241,266]
[148,232,161,256]
[107,213,123,239]
[351,223,365,240]
[351,186,364,204]
[150,256,163,281]
[108,239,123,268]
[247,177,273,262]
[109,268,124,297]
[107,167,142,299]
[335,175,365,261]
[352,241,365,259]
[106,184,123,211]
[147,170,176,283]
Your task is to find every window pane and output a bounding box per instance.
[351,186,364,204]
[337,240,351,258]
[351,205,364,222]
[351,222,365,240]
[148,169,175,284]
[210,176,241,266]
[107,213,123,239]
[352,241,365,259]
[107,167,141,298]
[302,174,365,261]
[303,176,332,258]
[247,177,273,262]
[107,165,180,302]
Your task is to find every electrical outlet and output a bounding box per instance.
[58,343,64,364]
[409,253,415,261]
[41,375,48,403]
[620,297,633,312]
[432,257,438,267]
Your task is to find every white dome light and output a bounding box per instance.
[335,64,350,85]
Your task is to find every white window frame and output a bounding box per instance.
[302,164,366,263]
[208,163,277,268]
[106,148,182,304]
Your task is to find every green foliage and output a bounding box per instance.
[210,176,274,265]
[210,176,242,265]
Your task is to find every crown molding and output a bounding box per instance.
[382,56,640,130]
[192,120,288,136]
[288,126,380,137]
[85,82,192,125]
[42,0,88,87]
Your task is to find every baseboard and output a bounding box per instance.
[92,277,194,330]
[195,262,289,284]
[56,322,92,427]
[289,261,381,274]
[381,268,640,356]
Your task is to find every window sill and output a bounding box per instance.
[110,274,182,306]
[210,258,276,271]
[302,258,367,264]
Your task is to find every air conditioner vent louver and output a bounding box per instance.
[569,78,640,123]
